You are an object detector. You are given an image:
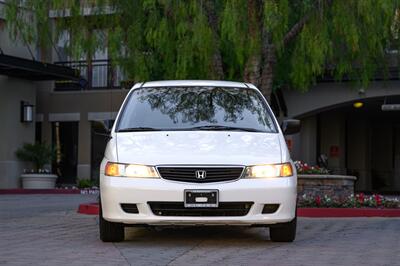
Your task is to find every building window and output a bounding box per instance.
[56,30,70,62]
[54,28,125,90]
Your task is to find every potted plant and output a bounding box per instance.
[16,142,58,189]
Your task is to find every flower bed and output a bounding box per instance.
[295,161,329,175]
[298,193,400,209]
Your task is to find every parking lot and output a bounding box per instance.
[0,194,399,266]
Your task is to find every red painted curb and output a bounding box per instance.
[0,189,81,194]
[77,203,400,217]
[298,208,400,217]
[77,203,100,215]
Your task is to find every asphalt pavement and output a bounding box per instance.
[0,194,399,266]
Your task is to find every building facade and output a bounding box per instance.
[0,2,82,188]
[1,2,399,193]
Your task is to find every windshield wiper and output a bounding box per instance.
[117,125,266,132]
[185,125,266,132]
[117,127,162,132]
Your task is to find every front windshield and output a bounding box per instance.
[116,86,277,133]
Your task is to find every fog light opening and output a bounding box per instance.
[262,204,280,214]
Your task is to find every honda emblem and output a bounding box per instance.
[195,170,207,179]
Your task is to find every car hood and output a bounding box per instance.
[116,131,282,166]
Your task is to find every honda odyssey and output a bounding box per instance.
[99,80,300,242]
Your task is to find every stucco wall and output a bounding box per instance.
[0,76,36,188]
[283,80,400,118]
[0,9,40,188]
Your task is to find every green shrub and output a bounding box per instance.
[15,142,55,173]
[77,179,97,188]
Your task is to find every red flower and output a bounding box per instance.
[357,193,365,204]
[375,194,382,206]
[315,195,321,206]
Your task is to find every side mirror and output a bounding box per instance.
[281,119,301,135]
[94,130,112,140]
[93,123,112,140]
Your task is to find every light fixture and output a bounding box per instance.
[382,104,400,111]
[20,101,34,123]
[381,96,400,111]
[353,102,363,108]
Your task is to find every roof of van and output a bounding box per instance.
[140,80,255,89]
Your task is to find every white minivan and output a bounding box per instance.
[100,80,300,242]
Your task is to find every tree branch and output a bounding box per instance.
[283,0,333,46]
[283,13,311,46]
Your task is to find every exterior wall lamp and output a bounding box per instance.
[20,101,34,123]
[381,104,400,111]
[381,96,400,111]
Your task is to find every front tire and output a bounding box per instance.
[99,202,125,242]
[269,217,296,242]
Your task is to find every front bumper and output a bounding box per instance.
[100,175,297,226]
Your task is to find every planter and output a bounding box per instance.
[298,174,357,200]
[21,174,58,189]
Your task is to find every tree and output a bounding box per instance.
[4,0,399,99]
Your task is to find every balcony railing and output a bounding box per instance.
[54,59,125,91]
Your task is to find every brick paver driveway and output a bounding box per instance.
[0,194,399,266]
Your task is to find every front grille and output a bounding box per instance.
[148,202,253,217]
[120,203,139,214]
[157,166,244,183]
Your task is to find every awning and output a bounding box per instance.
[0,53,81,81]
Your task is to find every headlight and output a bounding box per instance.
[105,162,159,178]
[244,163,293,178]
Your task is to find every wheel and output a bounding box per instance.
[99,202,125,242]
[269,217,296,242]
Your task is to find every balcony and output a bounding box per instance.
[54,59,129,91]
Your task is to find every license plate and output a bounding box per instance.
[184,189,219,208]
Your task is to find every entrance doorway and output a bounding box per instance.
[344,97,400,193]
[52,122,79,184]
[315,96,400,193]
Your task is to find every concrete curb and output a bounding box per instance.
[77,203,400,217]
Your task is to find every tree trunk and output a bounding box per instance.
[259,32,276,102]
[244,56,261,86]
[243,0,261,86]
[203,0,224,79]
